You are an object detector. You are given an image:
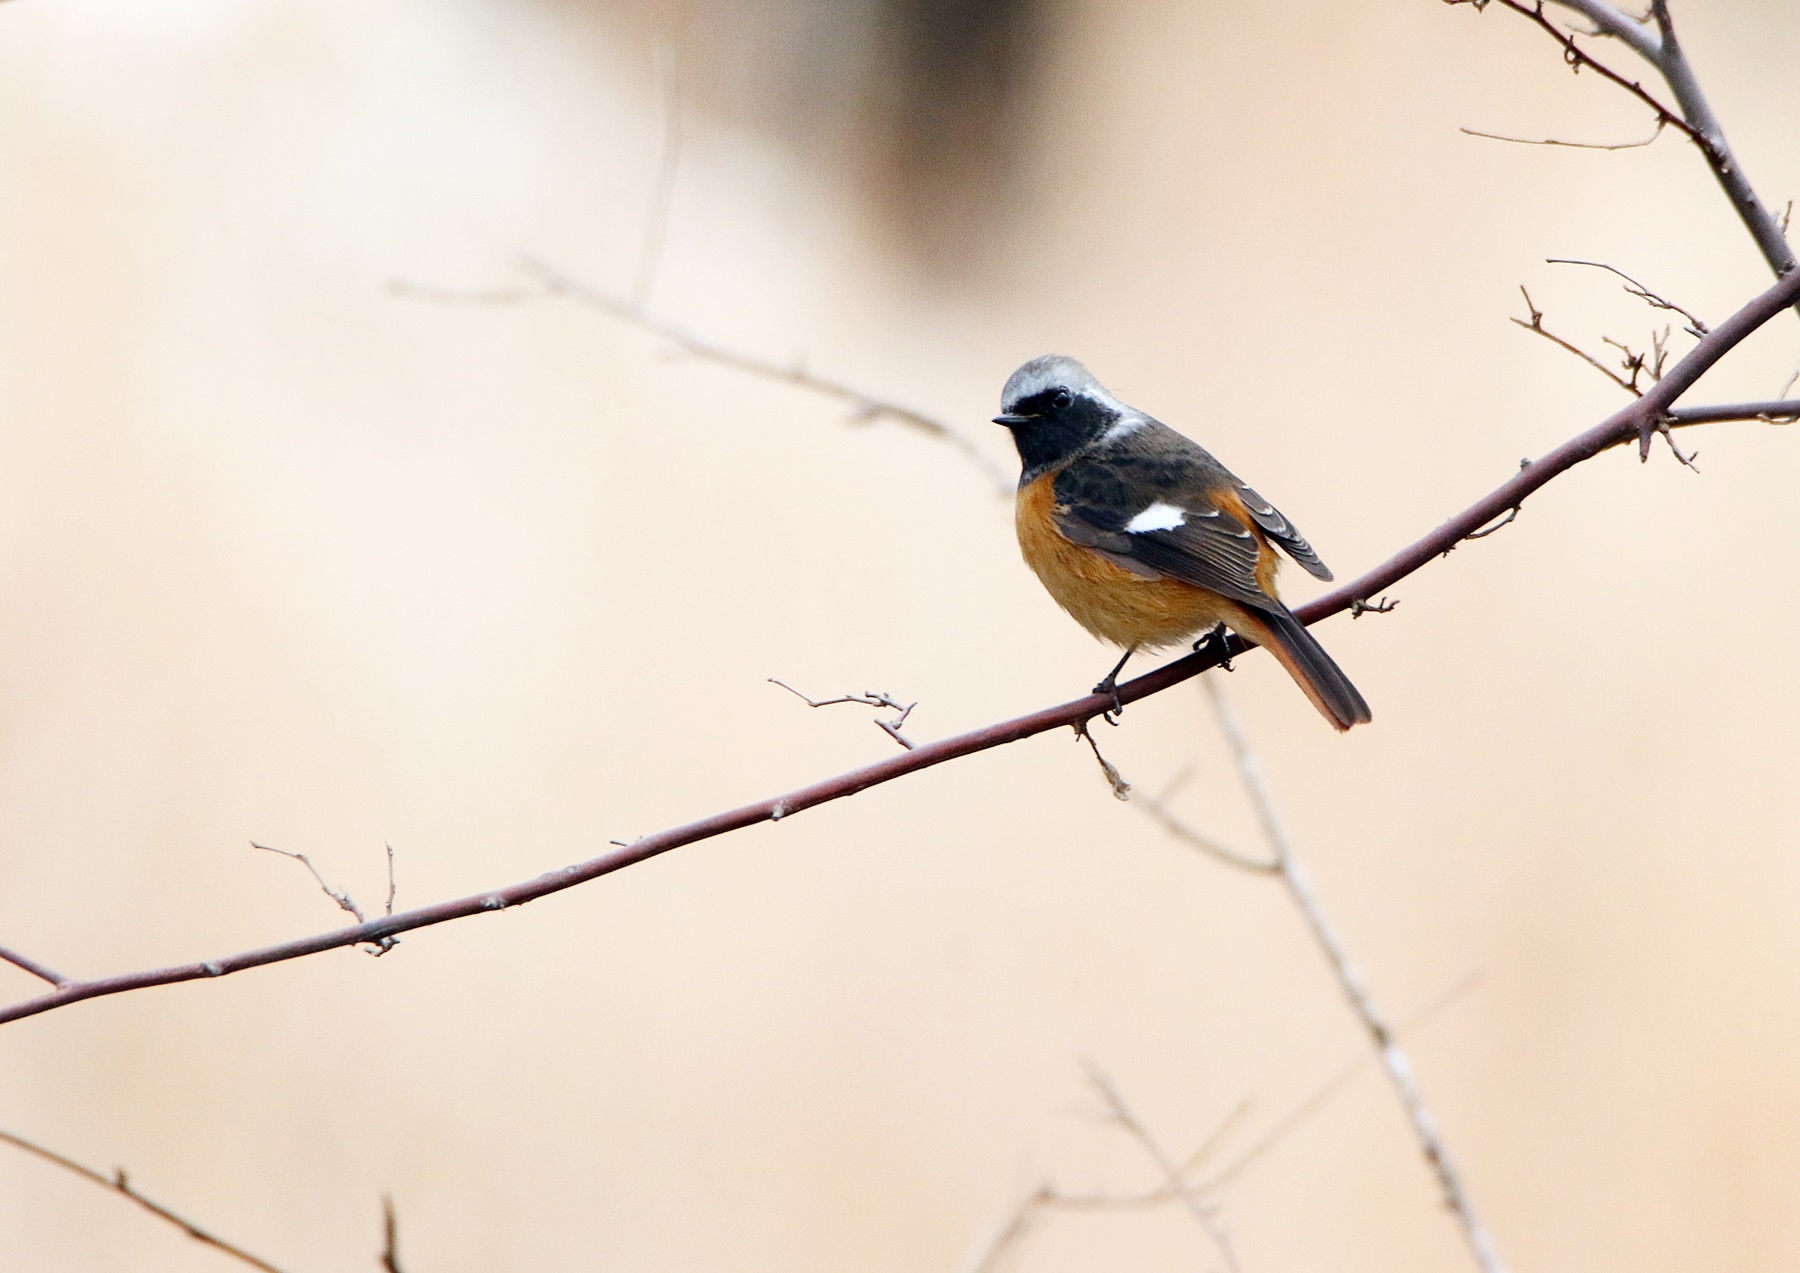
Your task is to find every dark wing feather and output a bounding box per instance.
[1052,477,1271,608]
[1234,483,1333,581]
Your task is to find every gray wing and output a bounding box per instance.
[1234,483,1333,581]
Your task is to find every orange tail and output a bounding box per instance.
[1225,604,1372,732]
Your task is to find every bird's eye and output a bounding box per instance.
[1052,389,1073,410]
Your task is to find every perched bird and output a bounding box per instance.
[994,355,1370,731]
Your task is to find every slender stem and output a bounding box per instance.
[0,945,67,986]
[0,1129,289,1273]
[1203,681,1505,1273]
[1642,0,1798,285]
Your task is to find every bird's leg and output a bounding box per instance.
[1194,623,1233,671]
[1093,647,1134,720]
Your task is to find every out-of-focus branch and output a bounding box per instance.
[380,1195,403,1273]
[1203,680,1505,1273]
[1084,1066,1239,1272]
[4,266,1798,1030]
[0,1129,289,1273]
[389,258,1013,495]
[964,974,1479,1273]
[1133,765,1277,873]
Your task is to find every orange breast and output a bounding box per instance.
[1015,473,1240,649]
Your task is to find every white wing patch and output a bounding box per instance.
[1124,501,1188,534]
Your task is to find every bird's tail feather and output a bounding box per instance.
[1228,604,1372,732]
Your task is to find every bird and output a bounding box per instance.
[993,354,1371,731]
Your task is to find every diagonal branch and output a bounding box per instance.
[1202,681,1503,1273]
[3,265,1798,1030]
[1084,1066,1240,1272]
[0,1129,290,1273]
[1475,0,1800,311]
[0,944,68,986]
[390,259,1013,495]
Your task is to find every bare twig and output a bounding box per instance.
[4,266,1798,1030]
[0,944,68,986]
[1133,765,1275,873]
[768,678,918,750]
[1203,679,1505,1273]
[967,972,1476,1273]
[1547,257,1709,336]
[253,843,397,955]
[1084,1066,1240,1272]
[390,259,1013,495]
[1203,971,1483,1192]
[1464,504,1521,539]
[1512,286,1641,394]
[1072,719,1131,800]
[1476,1,1701,146]
[0,1129,289,1273]
[383,843,398,917]
[1349,595,1400,617]
[1459,118,1664,150]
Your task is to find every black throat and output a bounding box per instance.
[1005,392,1117,484]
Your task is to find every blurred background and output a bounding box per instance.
[2,0,1798,1269]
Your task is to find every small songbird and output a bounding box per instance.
[995,354,1371,730]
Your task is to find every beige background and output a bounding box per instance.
[2,1,1799,1269]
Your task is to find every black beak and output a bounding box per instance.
[992,413,1032,426]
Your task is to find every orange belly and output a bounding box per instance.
[1016,474,1241,649]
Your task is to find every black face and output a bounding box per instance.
[995,387,1115,481]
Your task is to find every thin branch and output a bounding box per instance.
[967,973,1476,1273]
[1203,679,1505,1273]
[253,843,397,955]
[1084,1066,1240,1273]
[1656,401,1800,424]
[1072,719,1131,800]
[1483,1,1700,146]
[0,943,68,986]
[1133,765,1276,874]
[1547,256,1709,336]
[1512,285,1641,395]
[1464,504,1520,539]
[1203,971,1484,1192]
[768,678,917,751]
[1349,594,1400,617]
[1459,118,1664,150]
[4,266,1798,1030]
[0,1129,289,1273]
[389,259,1013,495]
